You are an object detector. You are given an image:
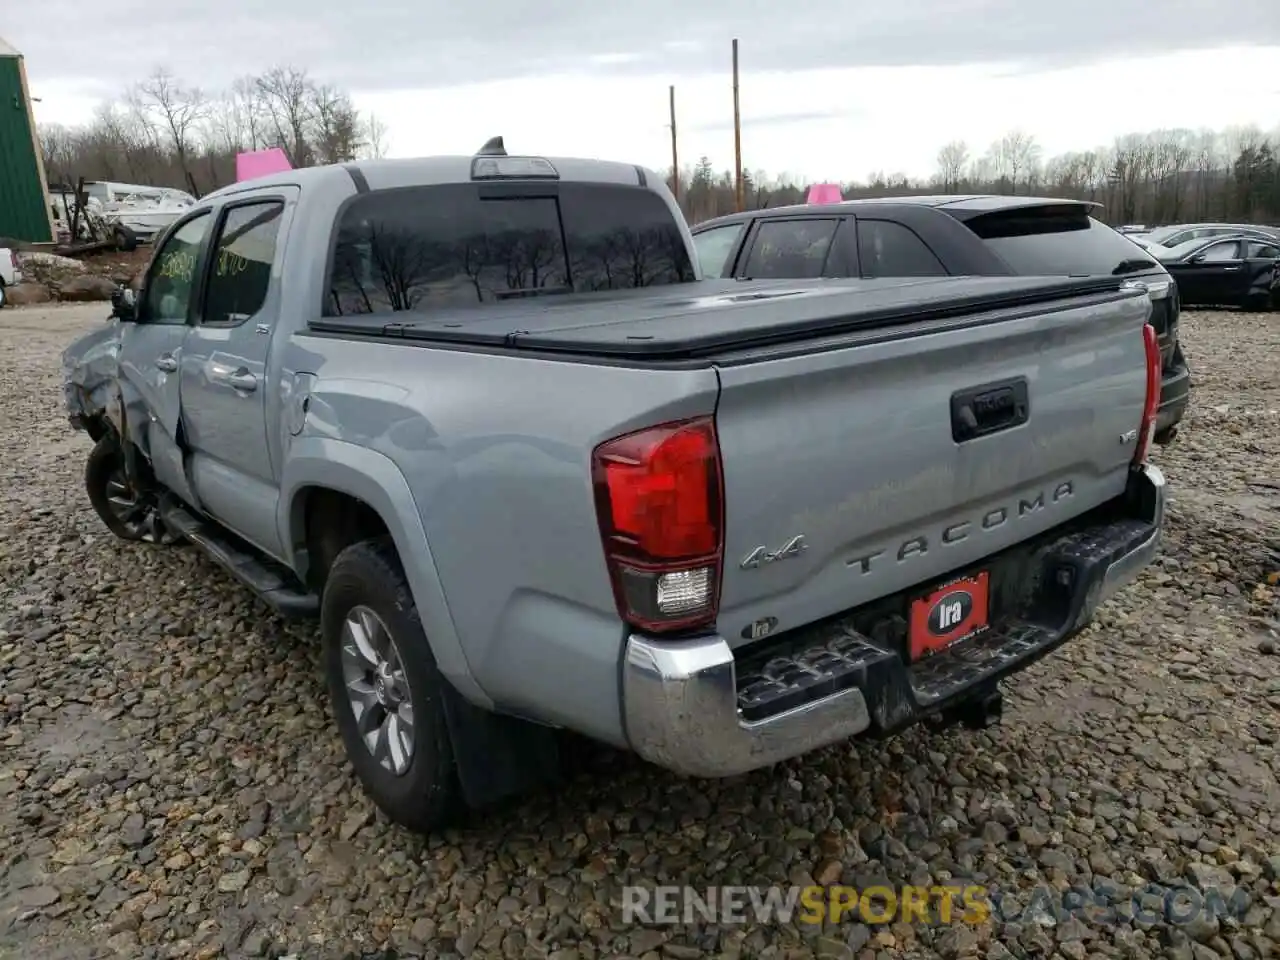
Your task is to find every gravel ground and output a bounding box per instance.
[1,304,1278,960]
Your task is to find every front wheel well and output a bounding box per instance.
[295,487,391,592]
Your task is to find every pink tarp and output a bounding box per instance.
[806,183,842,204]
[235,148,292,182]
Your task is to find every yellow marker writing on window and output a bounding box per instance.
[217,249,250,278]
[157,250,195,283]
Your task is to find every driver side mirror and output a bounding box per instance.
[1188,253,1206,264]
[110,286,137,322]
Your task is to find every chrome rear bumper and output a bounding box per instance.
[621,464,1165,778]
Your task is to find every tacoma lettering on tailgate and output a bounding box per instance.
[845,480,1074,575]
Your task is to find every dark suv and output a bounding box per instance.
[691,196,1190,443]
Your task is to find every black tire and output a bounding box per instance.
[85,436,157,541]
[321,537,461,833]
[0,279,7,309]
[113,226,138,252]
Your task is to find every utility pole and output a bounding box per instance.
[668,85,679,201]
[732,38,744,212]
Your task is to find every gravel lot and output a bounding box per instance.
[1,304,1278,960]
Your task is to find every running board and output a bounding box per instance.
[159,500,320,619]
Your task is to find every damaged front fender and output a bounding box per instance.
[62,322,124,440]
[61,322,152,476]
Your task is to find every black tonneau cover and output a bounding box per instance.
[308,275,1132,360]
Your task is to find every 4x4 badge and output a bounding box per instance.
[740,535,808,570]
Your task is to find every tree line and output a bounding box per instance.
[677,125,1280,226]
[37,66,1280,228]
[38,66,389,197]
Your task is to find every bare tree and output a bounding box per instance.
[309,84,362,164]
[255,66,315,166]
[39,124,77,184]
[362,113,390,160]
[135,69,207,184]
[998,130,1041,194]
[935,140,969,192]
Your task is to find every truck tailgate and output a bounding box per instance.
[712,285,1152,648]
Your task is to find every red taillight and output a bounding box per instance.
[1133,322,1161,465]
[592,416,724,633]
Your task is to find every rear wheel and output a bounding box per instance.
[0,279,7,309]
[321,537,461,833]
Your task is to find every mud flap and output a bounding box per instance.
[438,681,562,809]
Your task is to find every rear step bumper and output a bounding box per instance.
[622,464,1165,778]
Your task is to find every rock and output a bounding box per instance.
[217,869,252,893]
[628,928,666,954]
[339,807,371,841]
[119,812,150,847]
[22,886,61,908]
[56,275,119,302]
[1089,850,1117,875]
[5,282,53,306]
[935,924,981,957]
[814,858,843,885]
[815,935,854,959]
[0,304,1276,960]
[18,251,86,280]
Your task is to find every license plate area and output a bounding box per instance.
[908,571,990,661]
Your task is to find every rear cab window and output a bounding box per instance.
[958,204,1161,277]
[326,182,696,315]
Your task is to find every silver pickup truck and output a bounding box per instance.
[62,143,1166,833]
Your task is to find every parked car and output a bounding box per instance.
[62,148,1166,833]
[0,245,22,307]
[691,195,1190,444]
[1153,234,1280,310]
[1139,223,1280,248]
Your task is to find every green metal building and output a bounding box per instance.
[0,36,54,244]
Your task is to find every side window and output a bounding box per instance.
[1247,241,1279,259]
[822,221,859,277]
[857,220,947,278]
[741,219,839,279]
[692,224,745,277]
[201,202,284,326]
[1199,241,1240,262]
[142,213,211,324]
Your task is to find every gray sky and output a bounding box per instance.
[10,2,1280,179]
[12,0,1280,97]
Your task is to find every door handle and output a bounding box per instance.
[155,354,178,373]
[1222,266,1240,272]
[226,371,258,392]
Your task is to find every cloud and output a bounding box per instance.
[689,110,847,133]
[8,0,1280,95]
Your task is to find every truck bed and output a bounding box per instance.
[308,275,1131,362]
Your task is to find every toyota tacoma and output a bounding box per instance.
[62,143,1167,832]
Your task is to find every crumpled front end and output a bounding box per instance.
[61,324,124,439]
